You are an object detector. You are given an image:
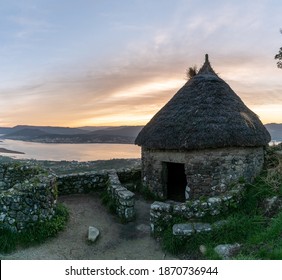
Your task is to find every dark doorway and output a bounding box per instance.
[165,162,187,202]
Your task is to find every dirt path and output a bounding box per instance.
[0,194,177,260]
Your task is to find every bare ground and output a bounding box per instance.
[0,194,177,260]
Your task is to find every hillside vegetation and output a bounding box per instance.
[161,144,282,259]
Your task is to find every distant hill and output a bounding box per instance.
[1,125,143,144]
[78,126,110,132]
[264,123,282,141]
[0,127,13,134]
[1,123,280,143]
[89,126,143,138]
[10,125,86,135]
[4,128,48,140]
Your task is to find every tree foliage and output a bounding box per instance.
[274,29,282,68]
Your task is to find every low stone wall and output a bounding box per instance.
[117,168,141,185]
[0,162,139,231]
[150,184,244,235]
[56,171,108,195]
[57,169,136,222]
[0,162,57,232]
[107,171,135,222]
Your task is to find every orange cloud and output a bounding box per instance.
[0,46,281,127]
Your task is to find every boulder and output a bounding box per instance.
[88,226,100,242]
[262,196,282,217]
[214,243,241,259]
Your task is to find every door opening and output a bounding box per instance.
[165,162,187,202]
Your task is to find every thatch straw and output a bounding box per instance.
[135,54,271,150]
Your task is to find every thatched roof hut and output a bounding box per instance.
[135,54,270,202]
[135,54,270,150]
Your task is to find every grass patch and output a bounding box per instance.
[0,203,69,254]
[160,146,282,259]
[242,211,282,259]
[100,189,117,215]
[161,214,266,258]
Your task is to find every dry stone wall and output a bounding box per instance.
[57,169,136,222]
[150,183,245,235]
[107,171,135,222]
[0,162,57,232]
[0,161,139,232]
[56,171,108,195]
[142,146,264,199]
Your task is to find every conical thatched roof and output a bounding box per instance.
[135,54,271,150]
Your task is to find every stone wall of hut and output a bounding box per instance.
[141,146,265,200]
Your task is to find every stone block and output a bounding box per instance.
[0,213,6,222]
[172,203,187,214]
[210,208,221,216]
[0,181,7,190]
[193,223,212,233]
[173,222,213,236]
[88,226,100,242]
[124,207,135,221]
[207,197,221,204]
[118,189,135,200]
[173,223,194,236]
[151,201,172,212]
[114,186,127,195]
[118,197,135,207]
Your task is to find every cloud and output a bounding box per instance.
[1,30,281,127]
[0,45,187,126]
[0,0,281,126]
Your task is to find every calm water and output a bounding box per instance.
[0,139,141,161]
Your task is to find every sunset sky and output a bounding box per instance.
[0,0,281,127]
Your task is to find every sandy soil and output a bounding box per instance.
[0,194,177,260]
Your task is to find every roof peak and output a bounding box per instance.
[197,54,218,76]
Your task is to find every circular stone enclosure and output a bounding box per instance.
[0,162,57,232]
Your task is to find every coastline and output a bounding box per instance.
[0,140,140,161]
[0,148,25,155]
